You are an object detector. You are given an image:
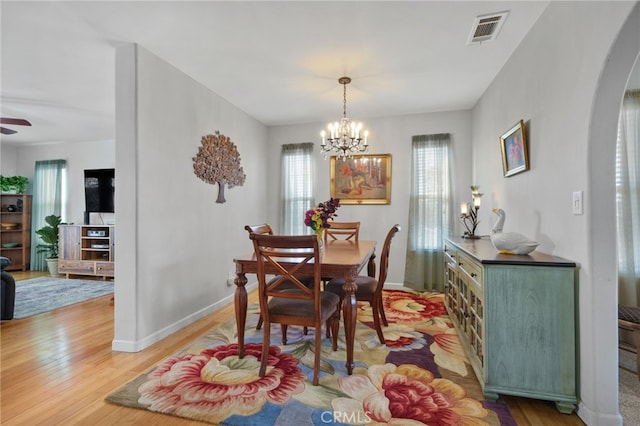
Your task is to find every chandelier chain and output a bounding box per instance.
[343,80,347,118]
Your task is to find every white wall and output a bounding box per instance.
[112,45,268,351]
[0,144,19,176]
[8,140,114,224]
[266,110,473,285]
[471,2,638,425]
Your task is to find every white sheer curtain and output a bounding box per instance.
[616,89,640,307]
[281,143,314,235]
[30,159,66,271]
[404,134,453,292]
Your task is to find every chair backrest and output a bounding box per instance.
[250,233,322,314]
[324,221,360,242]
[374,224,401,295]
[244,223,274,236]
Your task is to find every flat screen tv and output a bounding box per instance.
[84,168,115,213]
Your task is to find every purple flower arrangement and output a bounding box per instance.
[304,198,340,236]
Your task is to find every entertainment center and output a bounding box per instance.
[58,225,114,279]
[57,167,116,279]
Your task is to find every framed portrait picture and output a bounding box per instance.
[330,154,391,204]
[500,120,529,177]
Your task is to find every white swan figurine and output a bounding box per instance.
[490,208,539,255]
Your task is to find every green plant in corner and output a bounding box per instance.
[36,215,62,259]
[0,175,29,194]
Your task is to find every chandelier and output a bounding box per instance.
[320,76,369,160]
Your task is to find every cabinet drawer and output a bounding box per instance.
[95,261,114,276]
[457,251,483,287]
[59,260,95,274]
[443,242,457,266]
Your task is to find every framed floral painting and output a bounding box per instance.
[330,154,391,204]
[500,120,529,177]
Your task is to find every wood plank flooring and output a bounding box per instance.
[1,271,585,425]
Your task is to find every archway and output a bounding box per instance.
[584,3,639,424]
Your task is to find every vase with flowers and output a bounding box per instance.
[304,198,340,248]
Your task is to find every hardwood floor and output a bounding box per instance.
[1,272,585,425]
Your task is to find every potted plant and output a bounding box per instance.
[0,175,29,194]
[36,214,62,276]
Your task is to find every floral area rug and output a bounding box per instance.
[105,290,516,425]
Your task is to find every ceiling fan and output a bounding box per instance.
[1,117,32,135]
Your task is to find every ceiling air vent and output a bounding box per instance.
[467,11,509,44]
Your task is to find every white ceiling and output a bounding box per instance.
[0,1,551,145]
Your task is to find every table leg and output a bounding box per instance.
[234,271,248,358]
[342,269,358,375]
[367,251,377,278]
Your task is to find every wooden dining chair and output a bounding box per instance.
[321,221,361,287]
[244,224,313,331]
[325,224,401,344]
[250,233,340,385]
[324,221,360,242]
[244,223,274,236]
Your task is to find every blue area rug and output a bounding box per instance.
[13,277,113,319]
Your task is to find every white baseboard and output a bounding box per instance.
[111,282,259,352]
[111,281,410,352]
[577,401,623,426]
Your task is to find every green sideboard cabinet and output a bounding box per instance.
[443,237,577,414]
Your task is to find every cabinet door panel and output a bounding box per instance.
[484,265,575,396]
[59,226,82,260]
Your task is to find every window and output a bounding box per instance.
[281,143,314,235]
[30,159,67,271]
[404,133,453,291]
[616,89,640,306]
[408,134,452,250]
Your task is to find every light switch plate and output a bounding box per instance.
[572,191,583,215]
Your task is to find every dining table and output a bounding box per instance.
[233,239,377,375]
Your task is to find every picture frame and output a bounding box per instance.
[500,119,529,177]
[330,154,391,204]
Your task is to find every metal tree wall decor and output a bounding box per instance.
[193,131,246,204]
